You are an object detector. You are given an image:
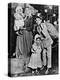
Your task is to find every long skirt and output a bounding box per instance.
[15,30,33,58]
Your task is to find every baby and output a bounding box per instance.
[28,34,43,74]
[14,6,26,34]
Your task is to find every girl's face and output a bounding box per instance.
[36,18,42,25]
[36,38,41,45]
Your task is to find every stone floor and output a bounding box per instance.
[8,44,58,77]
[9,66,58,77]
[8,57,58,77]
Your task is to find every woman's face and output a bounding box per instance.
[36,18,42,25]
[25,8,32,17]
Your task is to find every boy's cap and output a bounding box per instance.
[35,13,43,20]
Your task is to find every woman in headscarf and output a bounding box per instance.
[23,7,33,57]
[14,6,26,58]
[14,6,33,59]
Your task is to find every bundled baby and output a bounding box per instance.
[14,6,26,35]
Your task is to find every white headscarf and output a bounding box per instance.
[34,34,41,42]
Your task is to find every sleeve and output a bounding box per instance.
[14,24,17,31]
[14,13,20,19]
[37,26,40,33]
[14,13,17,19]
[41,23,53,45]
[45,22,58,38]
[14,20,20,31]
[41,23,48,38]
[31,43,37,52]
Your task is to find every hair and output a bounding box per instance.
[36,16,43,20]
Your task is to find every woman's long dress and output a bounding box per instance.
[15,17,33,58]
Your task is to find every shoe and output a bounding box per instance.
[45,68,49,74]
[32,71,35,74]
[24,67,31,73]
[40,66,44,70]
[32,70,36,75]
[40,65,47,70]
[36,70,39,75]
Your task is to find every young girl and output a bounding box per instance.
[28,34,42,74]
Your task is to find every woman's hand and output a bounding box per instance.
[16,32,19,35]
[20,27,26,30]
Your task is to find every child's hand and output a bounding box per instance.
[32,52,36,54]
[31,49,36,54]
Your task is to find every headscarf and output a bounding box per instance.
[34,34,41,42]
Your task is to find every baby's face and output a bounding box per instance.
[17,9,23,14]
